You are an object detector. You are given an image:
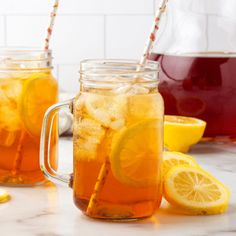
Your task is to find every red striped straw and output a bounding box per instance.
[44,0,60,50]
[139,0,169,65]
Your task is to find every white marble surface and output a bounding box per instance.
[0,138,236,236]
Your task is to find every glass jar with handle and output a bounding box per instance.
[40,59,164,220]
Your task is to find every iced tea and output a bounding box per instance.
[0,70,58,185]
[73,87,163,219]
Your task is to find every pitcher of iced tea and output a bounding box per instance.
[151,0,236,141]
[0,49,58,185]
[40,59,163,220]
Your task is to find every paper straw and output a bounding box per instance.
[86,160,110,216]
[12,132,26,176]
[44,0,60,50]
[139,0,169,66]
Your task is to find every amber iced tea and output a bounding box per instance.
[73,88,163,219]
[0,70,58,185]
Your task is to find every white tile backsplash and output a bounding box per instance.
[6,16,48,47]
[106,15,154,59]
[59,0,154,15]
[0,0,157,92]
[0,16,4,46]
[58,65,80,94]
[0,1,52,14]
[51,15,104,64]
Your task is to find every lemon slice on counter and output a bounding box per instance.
[163,151,199,177]
[163,165,230,215]
[110,119,162,187]
[164,115,206,153]
[0,189,10,203]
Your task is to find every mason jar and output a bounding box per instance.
[0,49,58,186]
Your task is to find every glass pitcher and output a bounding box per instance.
[150,0,236,141]
[40,59,163,220]
[0,49,58,186]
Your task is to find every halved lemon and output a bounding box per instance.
[164,115,206,153]
[21,75,58,136]
[164,165,230,215]
[0,189,10,203]
[110,119,162,187]
[163,151,199,177]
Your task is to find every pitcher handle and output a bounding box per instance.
[40,99,74,186]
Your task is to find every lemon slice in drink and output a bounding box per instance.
[163,151,199,177]
[110,119,162,187]
[21,75,58,137]
[164,165,230,215]
[0,189,10,203]
[164,115,206,153]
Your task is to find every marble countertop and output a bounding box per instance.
[0,138,236,236]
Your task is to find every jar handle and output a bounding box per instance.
[40,99,74,186]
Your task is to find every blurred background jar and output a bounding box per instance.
[0,48,58,186]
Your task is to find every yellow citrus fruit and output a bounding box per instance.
[164,165,230,215]
[0,189,10,203]
[163,151,199,177]
[110,119,162,187]
[21,75,58,136]
[164,115,206,153]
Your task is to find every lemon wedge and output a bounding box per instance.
[164,115,206,152]
[110,119,162,187]
[163,165,230,215]
[163,151,199,177]
[0,189,10,203]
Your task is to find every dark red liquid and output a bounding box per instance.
[150,53,236,138]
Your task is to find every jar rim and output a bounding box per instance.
[0,47,53,70]
[79,59,159,88]
[80,59,159,77]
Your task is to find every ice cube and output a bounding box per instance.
[0,79,22,131]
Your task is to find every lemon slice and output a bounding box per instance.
[110,119,162,187]
[0,189,10,203]
[163,151,199,177]
[21,75,58,136]
[85,93,126,130]
[164,165,230,215]
[74,118,106,161]
[164,115,206,153]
